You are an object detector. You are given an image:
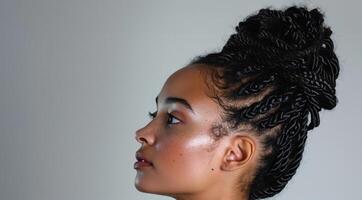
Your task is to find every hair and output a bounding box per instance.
[188,5,340,200]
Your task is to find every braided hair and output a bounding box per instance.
[189,5,339,199]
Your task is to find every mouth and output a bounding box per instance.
[134,152,153,169]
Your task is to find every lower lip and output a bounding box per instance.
[134,161,153,169]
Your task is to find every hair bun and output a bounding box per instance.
[223,6,327,55]
[218,6,340,129]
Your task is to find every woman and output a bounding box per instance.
[134,5,340,200]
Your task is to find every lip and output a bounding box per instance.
[134,161,153,169]
[134,151,153,169]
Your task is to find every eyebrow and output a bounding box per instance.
[155,96,194,114]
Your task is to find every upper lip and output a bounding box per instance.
[135,151,153,165]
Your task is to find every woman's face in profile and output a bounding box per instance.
[134,64,228,196]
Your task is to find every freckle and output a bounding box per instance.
[179,153,183,157]
[211,168,214,171]
[172,159,175,162]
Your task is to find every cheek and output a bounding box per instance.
[165,134,212,160]
[154,133,216,189]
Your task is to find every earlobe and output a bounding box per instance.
[220,136,255,171]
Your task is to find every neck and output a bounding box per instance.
[171,185,249,200]
[173,192,249,200]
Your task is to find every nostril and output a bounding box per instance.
[135,133,147,144]
[139,137,147,144]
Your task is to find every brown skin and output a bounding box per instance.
[134,64,263,200]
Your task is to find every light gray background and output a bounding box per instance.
[0,0,361,199]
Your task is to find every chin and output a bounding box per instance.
[134,183,148,192]
[134,178,158,194]
[134,179,177,196]
[134,178,148,192]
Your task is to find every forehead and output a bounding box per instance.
[160,65,205,97]
[158,65,207,101]
[157,65,220,115]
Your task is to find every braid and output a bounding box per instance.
[189,5,340,199]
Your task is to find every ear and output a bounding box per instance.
[220,135,255,171]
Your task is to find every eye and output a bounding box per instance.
[147,111,181,125]
[166,113,181,125]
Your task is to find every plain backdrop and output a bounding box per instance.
[0,0,361,199]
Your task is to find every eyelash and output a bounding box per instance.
[148,111,181,125]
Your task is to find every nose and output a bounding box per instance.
[135,125,155,146]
